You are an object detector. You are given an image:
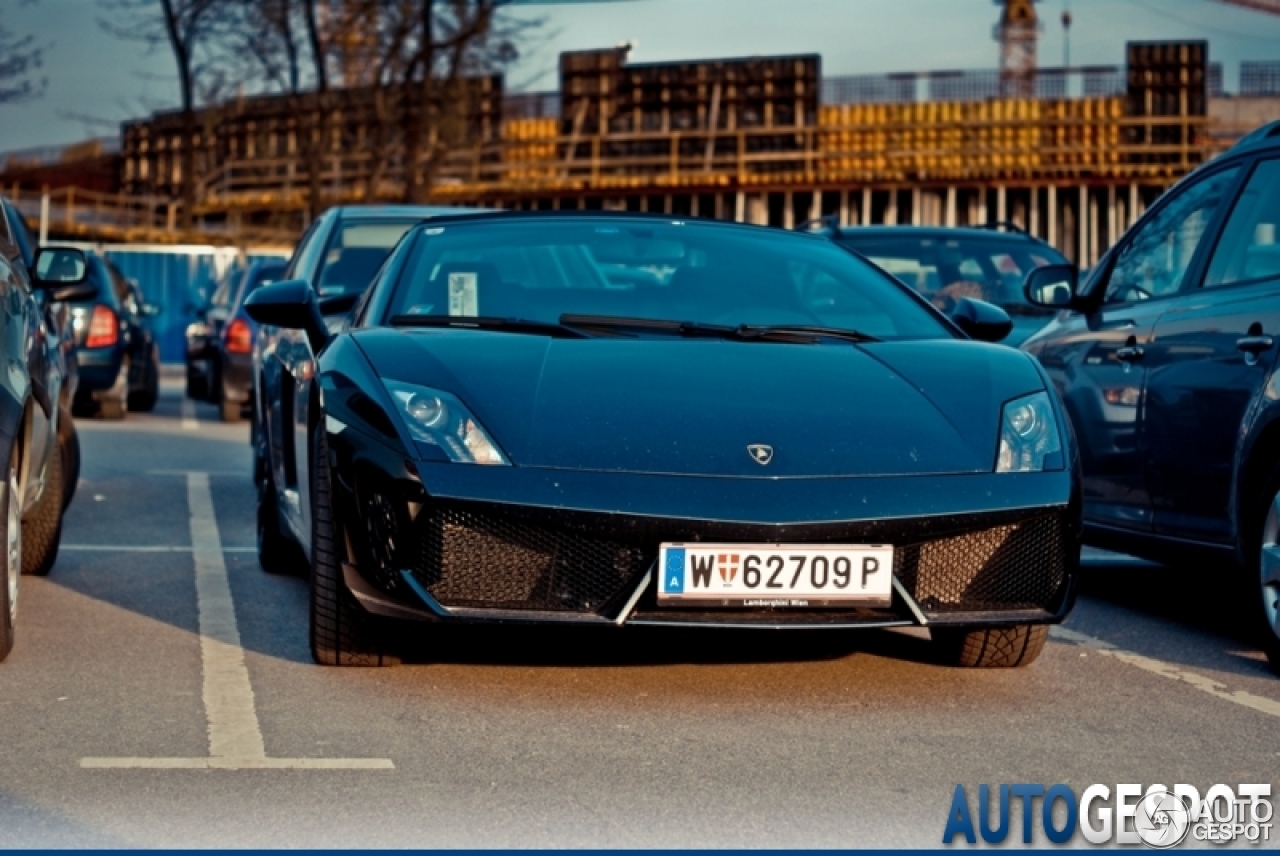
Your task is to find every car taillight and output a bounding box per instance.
[84,305,119,349]
[225,318,253,354]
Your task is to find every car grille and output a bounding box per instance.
[895,514,1066,613]
[412,505,651,612]
[407,503,1068,617]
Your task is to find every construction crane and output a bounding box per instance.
[994,0,1041,98]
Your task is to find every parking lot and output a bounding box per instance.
[0,379,1271,847]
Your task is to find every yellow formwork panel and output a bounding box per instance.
[813,94,1130,180]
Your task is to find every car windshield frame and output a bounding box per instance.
[836,232,1068,315]
[377,215,956,343]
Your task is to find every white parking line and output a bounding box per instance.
[81,757,395,769]
[1051,626,1280,719]
[189,472,267,758]
[181,399,198,430]
[80,472,393,771]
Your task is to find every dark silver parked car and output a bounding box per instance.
[1021,120,1280,673]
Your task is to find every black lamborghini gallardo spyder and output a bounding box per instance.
[246,212,1081,668]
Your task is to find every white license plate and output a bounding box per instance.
[657,543,894,607]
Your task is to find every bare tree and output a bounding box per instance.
[347,1,528,203]
[0,1,46,105]
[402,1,521,202]
[100,0,231,228]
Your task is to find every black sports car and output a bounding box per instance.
[246,213,1081,669]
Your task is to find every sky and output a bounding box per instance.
[2,0,1279,152]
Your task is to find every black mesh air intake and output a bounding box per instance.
[894,515,1066,614]
[412,505,652,612]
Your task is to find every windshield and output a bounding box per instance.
[386,219,951,341]
[836,233,1067,315]
[317,220,418,298]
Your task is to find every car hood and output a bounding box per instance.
[353,329,1047,477]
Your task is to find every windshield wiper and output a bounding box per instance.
[389,315,590,339]
[560,314,878,344]
[733,324,880,344]
[560,314,727,339]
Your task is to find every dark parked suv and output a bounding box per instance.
[70,253,161,419]
[186,260,285,421]
[1020,120,1280,672]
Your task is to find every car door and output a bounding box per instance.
[260,215,331,548]
[1031,164,1244,534]
[1143,156,1280,543]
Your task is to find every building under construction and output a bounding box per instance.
[6,1,1280,265]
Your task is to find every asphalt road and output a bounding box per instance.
[0,381,1277,847]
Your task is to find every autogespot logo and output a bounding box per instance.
[942,783,1274,847]
[1134,791,1191,848]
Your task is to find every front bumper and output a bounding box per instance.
[328,427,1080,631]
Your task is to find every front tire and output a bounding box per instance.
[933,624,1048,668]
[1251,473,1280,674]
[21,445,62,577]
[0,441,22,662]
[309,423,398,667]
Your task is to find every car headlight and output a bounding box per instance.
[996,391,1063,473]
[382,380,508,465]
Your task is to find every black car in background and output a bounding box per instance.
[247,212,1079,669]
[69,253,161,419]
[824,224,1070,346]
[186,260,286,421]
[249,205,474,570]
[1020,120,1280,673]
[0,239,92,660]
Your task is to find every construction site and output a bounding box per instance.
[2,0,1279,271]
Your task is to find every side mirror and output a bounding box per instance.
[243,278,330,351]
[950,297,1013,343]
[1023,263,1079,309]
[33,247,88,287]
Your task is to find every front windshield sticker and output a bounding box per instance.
[448,272,479,316]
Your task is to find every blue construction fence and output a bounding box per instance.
[93,244,293,364]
